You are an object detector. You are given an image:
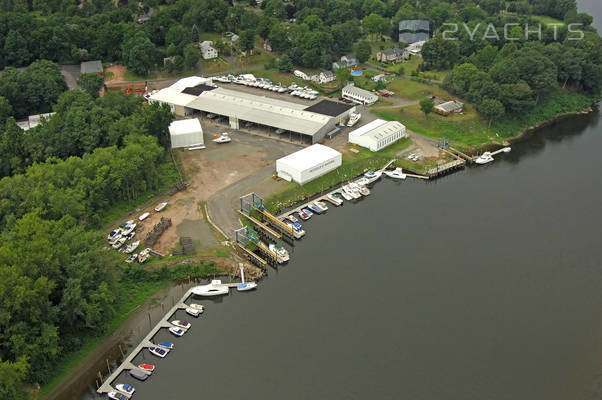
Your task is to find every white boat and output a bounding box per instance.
[269,243,290,263]
[123,240,140,254]
[112,237,127,249]
[407,153,420,161]
[138,248,151,263]
[171,320,191,329]
[169,327,185,337]
[124,231,135,241]
[154,202,167,212]
[339,190,353,201]
[327,194,343,206]
[192,280,229,297]
[114,383,135,397]
[475,152,494,164]
[362,170,382,184]
[347,112,361,127]
[384,167,406,180]
[213,133,231,143]
[138,212,150,221]
[286,222,305,236]
[148,346,168,358]
[189,303,204,311]
[237,282,257,291]
[343,184,361,199]
[285,214,298,223]
[186,307,202,317]
[278,86,287,93]
[107,228,121,241]
[125,254,137,264]
[121,223,136,236]
[314,201,328,213]
[358,185,370,196]
[109,233,123,245]
[108,391,129,400]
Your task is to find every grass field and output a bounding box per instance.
[386,78,450,101]
[530,15,565,26]
[201,57,233,74]
[264,139,412,213]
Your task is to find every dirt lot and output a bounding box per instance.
[104,65,127,83]
[108,120,301,255]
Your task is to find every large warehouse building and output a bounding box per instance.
[348,119,407,152]
[149,77,354,144]
[276,144,342,185]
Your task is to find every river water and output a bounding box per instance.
[78,110,602,400]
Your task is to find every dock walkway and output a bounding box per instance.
[97,290,194,394]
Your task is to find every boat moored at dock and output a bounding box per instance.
[107,391,129,400]
[128,369,149,381]
[327,194,343,206]
[148,346,169,358]
[114,383,135,396]
[158,342,174,350]
[169,327,186,337]
[384,167,406,180]
[192,280,230,297]
[475,152,494,164]
[269,243,290,263]
[308,203,322,214]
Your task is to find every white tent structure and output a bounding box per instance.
[348,119,407,152]
[169,119,204,149]
[276,144,342,185]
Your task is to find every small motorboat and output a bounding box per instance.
[129,369,149,381]
[123,240,140,254]
[269,243,290,263]
[475,152,494,164]
[237,282,257,292]
[343,184,361,199]
[286,214,298,223]
[339,190,353,201]
[188,303,204,311]
[124,254,137,264]
[407,153,420,161]
[121,222,136,235]
[186,307,202,317]
[158,342,174,350]
[109,233,123,245]
[308,203,322,214]
[362,170,382,184]
[169,327,185,337]
[154,202,167,212]
[297,210,311,221]
[327,194,343,206]
[384,167,406,180]
[138,364,155,373]
[149,346,168,358]
[191,280,229,297]
[314,201,329,212]
[138,248,150,263]
[138,212,150,221]
[115,383,135,396]
[124,231,135,241]
[171,320,191,329]
[347,112,361,127]
[111,237,127,249]
[358,186,370,196]
[108,391,129,400]
[213,133,231,143]
[107,228,121,241]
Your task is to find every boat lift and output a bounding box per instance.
[240,193,299,239]
[234,226,279,266]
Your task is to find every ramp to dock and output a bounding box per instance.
[236,243,267,265]
[238,211,282,239]
[255,207,294,235]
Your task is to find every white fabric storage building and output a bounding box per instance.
[276,144,342,185]
[169,119,204,149]
[348,119,407,152]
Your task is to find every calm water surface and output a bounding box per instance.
[80,108,602,400]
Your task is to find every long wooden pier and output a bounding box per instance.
[238,211,281,239]
[426,159,465,177]
[97,289,195,394]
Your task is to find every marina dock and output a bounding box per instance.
[426,159,466,178]
[97,290,195,395]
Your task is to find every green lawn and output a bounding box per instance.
[201,57,233,74]
[264,139,411,213]
[386,78,449,101]
[236,51,275,68]
[530,15,565,26]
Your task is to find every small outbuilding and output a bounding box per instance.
[276,144,342,185]
[348,119,407,152]
[169,119,204,149]
[434,100,464,116]
[342,83,379,105]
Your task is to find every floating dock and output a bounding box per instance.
[97,290,194,395]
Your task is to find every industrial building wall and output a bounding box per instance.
[170,131,204,148]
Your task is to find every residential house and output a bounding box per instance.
[340,54,358,67]
[434,100,464,116]
[376,48,407,64]
[319,71,335,84]
[200,41,218,59]
[371,74,386,83]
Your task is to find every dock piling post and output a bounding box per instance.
[96,379,99,390]
[98,371,103,384]
[148,312,152,329]
[119,344,125,358]
[106,359,111,374]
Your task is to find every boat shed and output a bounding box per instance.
[276,144,342,184]
[304,99,356,125]
[148,76,214,116]
[342,83,379,105]
[434,100,464,116]
[168,118,204,149]
[348,119,407,152]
